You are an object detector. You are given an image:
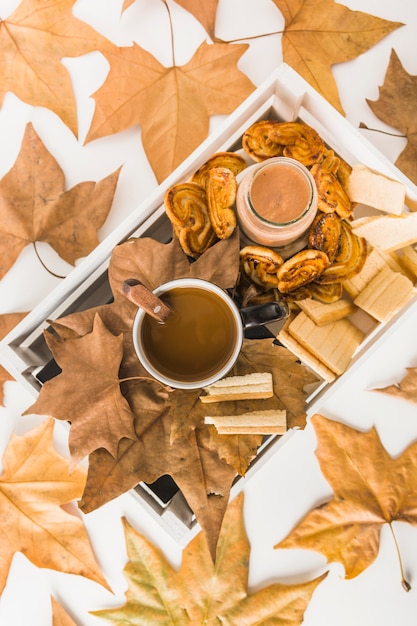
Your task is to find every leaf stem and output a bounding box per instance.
[162,0,176,67]
[388,522,411,591]
[359,122,406,139]
[33,242,67,279]
[214,29,285,44]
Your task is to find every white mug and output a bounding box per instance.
[131,277,288,390]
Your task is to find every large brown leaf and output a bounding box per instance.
[0,123,120,280]
[26,314,137,462]
[272,0,403,114]
[275,413,417,587]
[92,493,326,625]
[28,233,317,559]
[86,42,254,182]
[365,49,417,185]
[0,312,27,405]
[0,418,108,595]
[0,0,111,135]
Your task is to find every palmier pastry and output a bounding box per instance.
[276,249,330,293]
[239,245,284,290]
[315,219,367,284]
[308,212,341,262]
[320,149,352,193]
[164,182,217,258]
[286,281,343,304]
[191,152,247,188]
[310,163,352,218]
[206,167,237,240]
[242,120,326,167]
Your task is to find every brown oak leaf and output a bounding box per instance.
[92,492,326,625]
[0,123,121,280]
[275,413,417,588]
[0,312,27,405]
[26,314,137,463]
[373,366,417,406]
[272,0,403,114]
[365,49,417,185]
[0,418,109,595]
[86,41,254,182]
[0,0,112,135]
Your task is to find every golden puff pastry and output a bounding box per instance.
[164,182,217,258]
[276,249,330,293]
[315,219,367,284]
[205,167,237,240]
[285,281,343,304]
[308,211,342,262]
[192,152,247,188]
[239,245,284,290]
[242,120,326,167]
[310,163,352,218]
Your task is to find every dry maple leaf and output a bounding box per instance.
[26,314,137,463]
[372,366,417,406]
[0,0,112,135]
[275,413,417,590]
[175,0,219,40]
[86,41,254,182]
[0,312,27,405]
[0,418,109,595]
[0,123,121,280]
[51,597,78,626]
[364,49,417,185]
[272,0,403,114]
[92,492,327,625]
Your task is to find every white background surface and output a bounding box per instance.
[1,1,417,624]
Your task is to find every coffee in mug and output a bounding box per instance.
[131,277,289,390]
[132,278,243,389]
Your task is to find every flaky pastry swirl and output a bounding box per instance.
[206,167,237,240]
[315,219,367,284]
[308,211,341,262]
[239,245,284,290]
[242,121,326,167]
[276,249,330,293]
[164,182,216,258]
[310,163,352,218]
[192,152,247,188]
[285,281,343,304]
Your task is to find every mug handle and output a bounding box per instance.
[239,300,289,330]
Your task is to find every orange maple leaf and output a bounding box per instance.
[272,0,403,114]
[175,0,219,39]
[275,413,417,590]
[0,418,109,595]
[0,0,112,135]
[86,41,254,182]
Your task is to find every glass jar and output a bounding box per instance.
[236,157,318,258]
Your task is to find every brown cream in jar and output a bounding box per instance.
[249,162,312,223]
[235,157,318,258]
